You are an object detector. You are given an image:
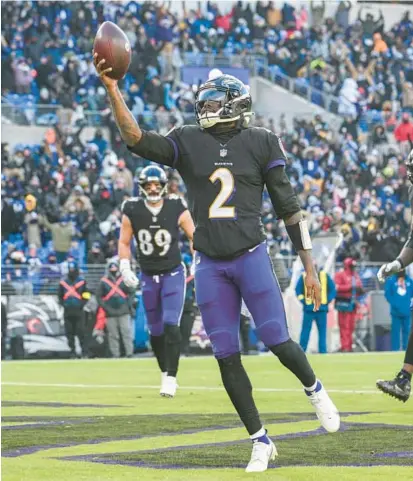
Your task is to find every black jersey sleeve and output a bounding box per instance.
[265,166,301,219]
[174,197,188,219]
[255,128,288,174]
[127,130,178,168]
[121,198,135,219]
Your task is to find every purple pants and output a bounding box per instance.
[141,264,186,336]
[195,243,290,359]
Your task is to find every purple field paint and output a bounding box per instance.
[57,422,413,469]
[374,452,413,458]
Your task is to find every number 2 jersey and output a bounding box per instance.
[128,125,300,259]
[122,198,187,275]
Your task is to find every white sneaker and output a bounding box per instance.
[245,440,277,473]
[160,375,178,398]
[306,381,340,433]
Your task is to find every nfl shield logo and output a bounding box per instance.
[220,148,227,158]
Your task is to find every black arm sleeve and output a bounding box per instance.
[265,166,301,219]
[127,130,177,167]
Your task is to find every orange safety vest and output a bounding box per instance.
[60,279,85,300]
[101,277,127,301]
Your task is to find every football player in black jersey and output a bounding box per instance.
[119,165,195,398]
[376,149,413,403]
[95,56,340,472]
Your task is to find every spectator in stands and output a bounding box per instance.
[112,160,134,195]
[394,113,413,143]
[1,0,413,276]
[4,249,32,295]
[24,195,41,248]
[335,1,352,29]
[39,253,61,294]
[384,271,413,351]
[87,241,106,265]
[40,214,73,263]
[64,186,93,214]
[96,260,134,358]
[295,263,336,354]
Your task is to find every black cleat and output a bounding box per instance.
[376,374,411,403]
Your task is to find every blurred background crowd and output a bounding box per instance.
[2,0,413,291]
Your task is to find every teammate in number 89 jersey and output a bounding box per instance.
[119,166,195,398]
[122,197,188,275]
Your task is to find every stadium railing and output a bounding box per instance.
[0,261,384,296]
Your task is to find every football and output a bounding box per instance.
[93,21,131,80]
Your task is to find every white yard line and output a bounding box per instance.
[1,381,381,395]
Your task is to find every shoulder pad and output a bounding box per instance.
[168,195,188,208]
[121,197,141,215]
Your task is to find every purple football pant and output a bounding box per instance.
[141,264,186,336]
[195,243,290,359]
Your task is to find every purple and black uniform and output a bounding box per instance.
[128,125,300,358]
[122,198,187,335]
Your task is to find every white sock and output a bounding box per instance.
[304,379,318,392]
[250,427,266,440]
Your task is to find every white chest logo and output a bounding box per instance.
[220,148,227,158]
[152,217,157,222]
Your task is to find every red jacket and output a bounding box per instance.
[94,306,107,330]
[334,268,363,299]
[394,121,413,142]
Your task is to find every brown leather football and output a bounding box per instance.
[93,21,131,80]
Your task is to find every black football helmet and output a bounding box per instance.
[139,165,168,203]
[406,149,413,184]
[195,74,253,129]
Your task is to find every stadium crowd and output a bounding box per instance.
[2,1,413,289]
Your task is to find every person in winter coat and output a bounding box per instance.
[296,266,336,353]
[385,271,413,351]
[40,215,73,263]
[334,258,364,352]
[96,260,135,358]
[58,261,90,358]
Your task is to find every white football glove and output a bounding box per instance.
[120,259,139,288]
[377,260,402,283]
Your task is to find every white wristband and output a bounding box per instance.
[120,259,131,273]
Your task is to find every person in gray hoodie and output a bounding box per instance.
[96,260,135,358]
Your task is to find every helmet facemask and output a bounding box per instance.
[195,78,253,130]
[139,180,167,204]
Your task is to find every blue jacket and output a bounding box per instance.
[296,271,336,312]
[58,276,88,312]
[384,276,413,317]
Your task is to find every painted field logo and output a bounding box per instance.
[2,410,412,468]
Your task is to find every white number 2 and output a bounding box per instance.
[209,168,236,219]
[138,229,172,256]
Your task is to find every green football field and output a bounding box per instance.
[2,353,413,481]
